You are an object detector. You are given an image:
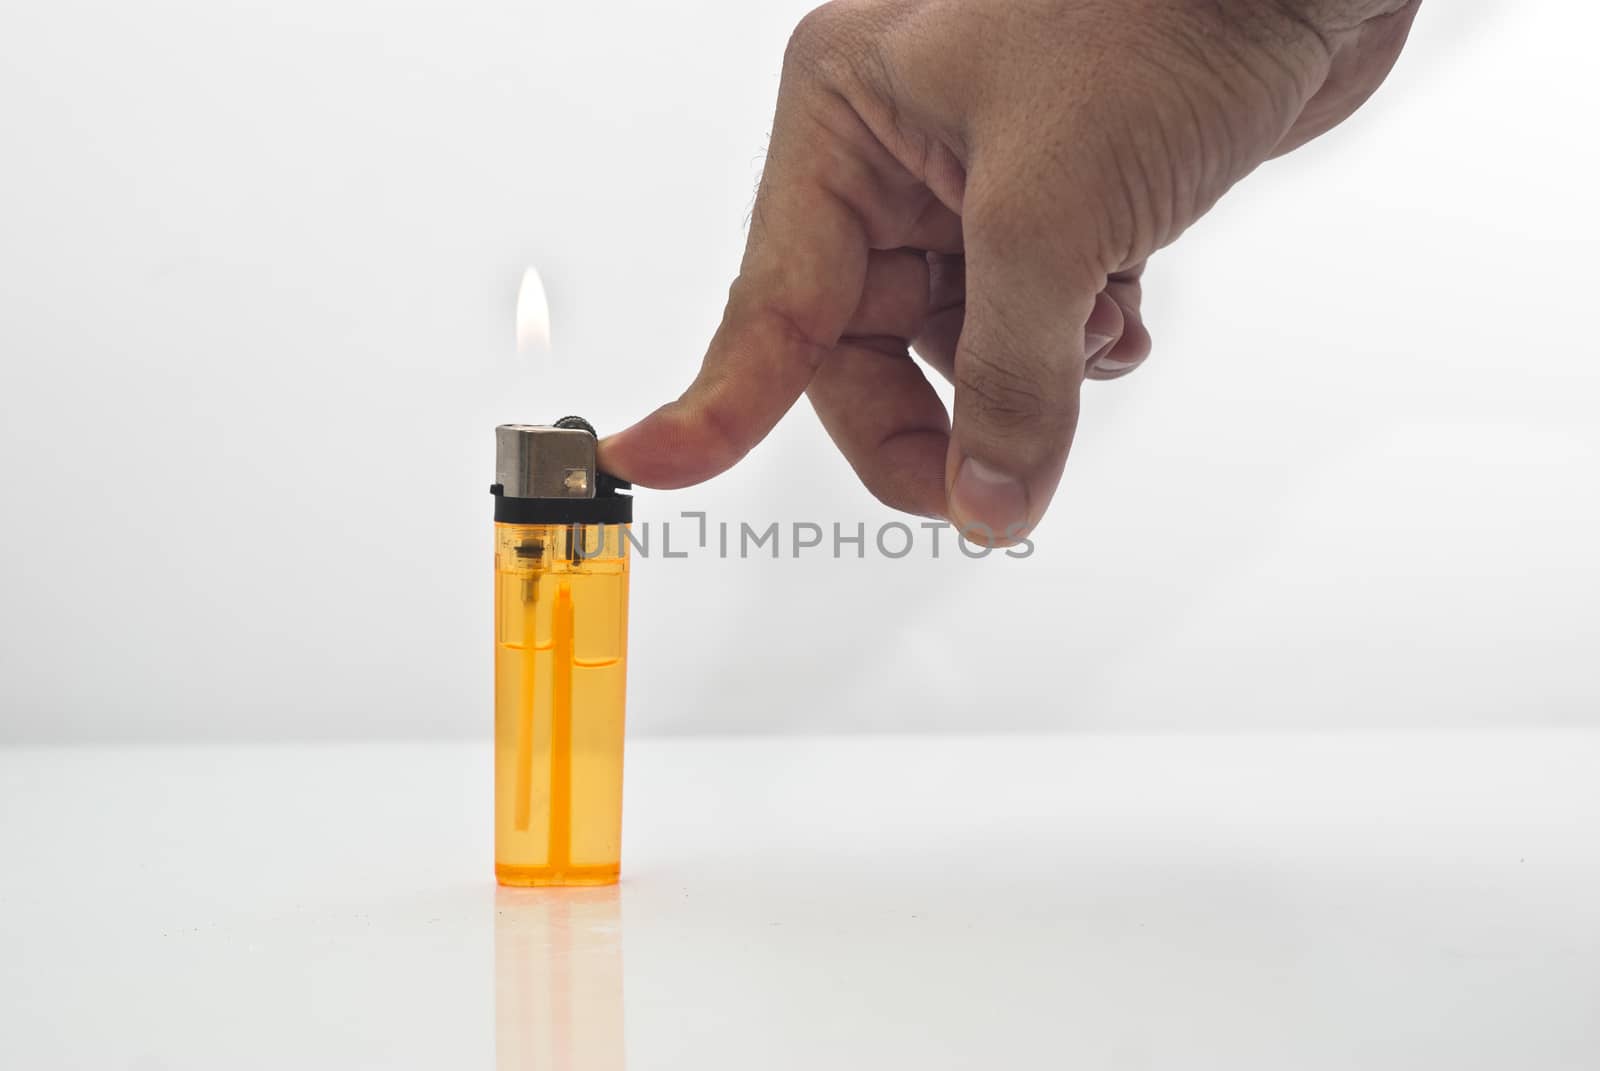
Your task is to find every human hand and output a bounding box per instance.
[601,0,1421,541]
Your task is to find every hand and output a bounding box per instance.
[601,0,1421,541]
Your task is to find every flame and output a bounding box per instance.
[516,267,552,354]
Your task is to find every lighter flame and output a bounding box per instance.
[516,267,552,353]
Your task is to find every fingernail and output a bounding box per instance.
[1090,356,1142,376]
[952,456,1028,542]
[1086,333,1117,364]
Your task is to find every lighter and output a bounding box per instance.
[492,418,632,886]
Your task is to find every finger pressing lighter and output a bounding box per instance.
[492,418,632,886]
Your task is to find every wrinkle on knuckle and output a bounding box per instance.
[763,304,835,371]
[726,277,837,368]
[956,350,1048,436]
[697,397,754,473]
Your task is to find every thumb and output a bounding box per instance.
[945,176,1113,544]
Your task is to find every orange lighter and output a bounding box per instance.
[492,418,632,886]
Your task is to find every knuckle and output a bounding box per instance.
[955,351,1049,436]
[697,398,752,474]
[784,2,880,84]
[785,4,850,71]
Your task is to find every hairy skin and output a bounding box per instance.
[602,0,1422,540]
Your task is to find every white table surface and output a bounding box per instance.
[2,732,1598,1069]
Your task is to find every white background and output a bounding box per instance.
[2,0,1595,743]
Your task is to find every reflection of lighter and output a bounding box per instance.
[492,418,632,886]
[494,887,626,1071]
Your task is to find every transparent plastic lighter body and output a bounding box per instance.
[494,522,630,886]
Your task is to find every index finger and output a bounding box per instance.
[598,94,871,488]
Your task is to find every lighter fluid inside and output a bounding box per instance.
[492,418,632,886]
